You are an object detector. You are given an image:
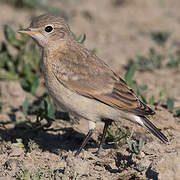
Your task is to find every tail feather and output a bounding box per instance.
[135,116,168,143]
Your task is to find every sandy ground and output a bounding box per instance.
[0,0,180,179]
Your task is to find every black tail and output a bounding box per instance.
[141,116,168,143]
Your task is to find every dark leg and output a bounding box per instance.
[96,119,112,154]
[74,129,94,157]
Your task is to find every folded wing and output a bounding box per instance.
[51,47,154,116]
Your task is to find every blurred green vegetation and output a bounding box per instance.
[127,48,162,71]
[1,0,68,17]
[124,30,180,117]
[127,137,144,155]
[126,31,180,71]
[0,25,41,95]
[73,33,86,44]
[124,62,180,116]
[125,63,154,105]
[0,25,57,130]
[127,48,180,71]
[3,0,50,9]
[150,31,170,47]
[106,125,130,148]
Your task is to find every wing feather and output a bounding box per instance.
[52,68,154,116]
[51,42,155,116]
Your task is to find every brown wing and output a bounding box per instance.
[58,76,154,116]
[51,42,154,116]
[99,78,155,115]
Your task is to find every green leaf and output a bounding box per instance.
[125,64,136,86]
[159,89,167,97]
[1,25,42,83]
[138,137,144,152]
[133,142,138,154]
[5,59,16,73]
[138,85,148,91]
[12,138,24,148]
[167,98,174,111]
[22,97,29,118]
[150,31,170,46]
[46,100,55,119]
[149,96,155,105]
[30,76,39,95]
[91,48,97,54]
[0,103,2,114]
[80,34,86,44]
[0,71,18,80]
[4,25,21,49]
[175,109,180,117]
[4,25,16,41]
[167,55,180,68]
[140,94,147,104]
[73,33,80,41]
[73,33,86,44]
[23,62,34,82]
[127,140,133,152]
[20,78,31,93]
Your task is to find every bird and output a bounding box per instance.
[18,14,168,156]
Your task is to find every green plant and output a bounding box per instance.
[14,165,31,180]
[159,90,180,118]
[3,0,49,9]
[2,0,63,16]
[12,138,25,148]
[73,33,86,44]
[73,33,97,54]
[135,84,148,104]
[175,109,180,117]
[0,25,41,95]
[127,48,162,71]
[150,31,170,47]
[106,125,130,148]
[0,103,2,114]
[22,97,29,119]
[149,95,155,105]
[134,164,147,172]
[166,53,180,68]
[31,98,56,123]
[125,64,154,104]
[33,168,58,179]
[165,97,180,118]
[127,137,144,155]
[159,89,167,98]
[126,31,180,71]
[28,139,39,152]
[22,93,56,129]
[125,63,136,87]
[167,97,174,111]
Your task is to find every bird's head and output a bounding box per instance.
[18,14,73,49]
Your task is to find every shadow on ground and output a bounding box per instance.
[0,109,97,154]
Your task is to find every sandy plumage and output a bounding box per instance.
[18,14,168,156]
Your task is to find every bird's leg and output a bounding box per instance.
[96,119,112,154]
[74,121,96,157]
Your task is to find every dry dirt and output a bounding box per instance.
[0,0,180,179]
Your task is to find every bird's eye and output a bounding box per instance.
[45,26,53,33]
